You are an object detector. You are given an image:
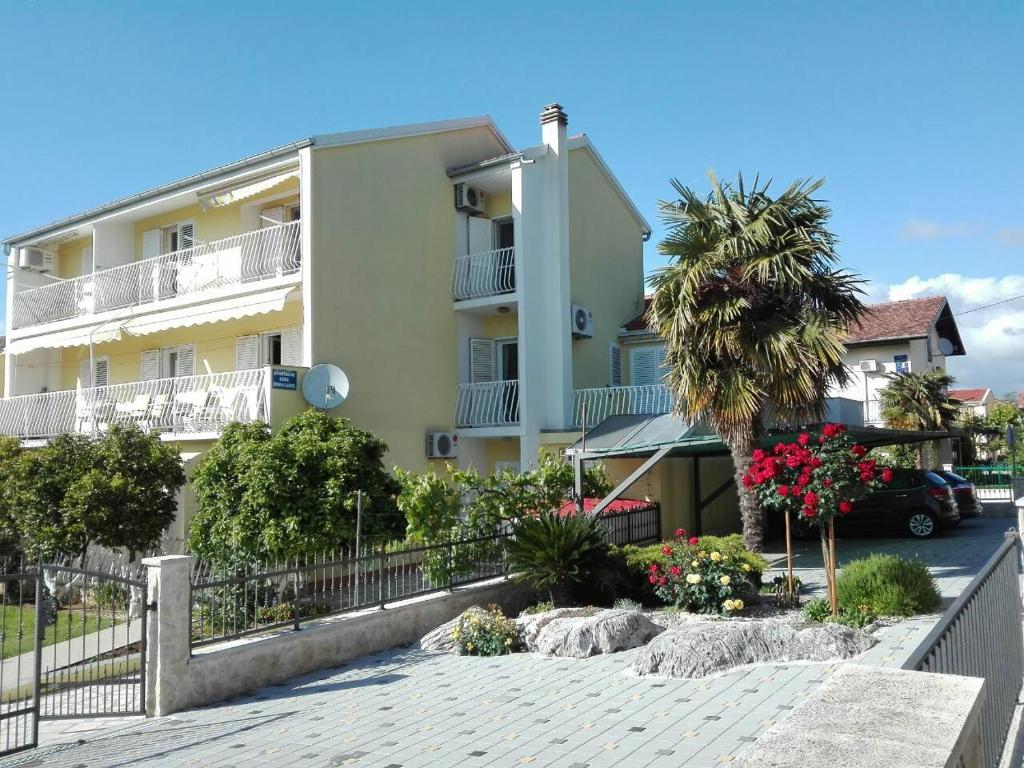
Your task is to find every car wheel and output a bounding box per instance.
[907,511,938,538]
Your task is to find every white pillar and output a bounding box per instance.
[299,146,315,367]
[142,554,194,717]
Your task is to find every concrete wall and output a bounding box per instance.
[144,554,532,716]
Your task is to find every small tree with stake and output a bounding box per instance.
[743,423,893,615]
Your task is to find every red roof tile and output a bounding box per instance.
[845,296,949,344]
[948,388,989,403]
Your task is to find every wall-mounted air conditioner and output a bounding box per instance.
[19,247,55,273]
[454,183,486,215]
[858,360,882,373]
[426,431,458,459]
[571,304,593,338]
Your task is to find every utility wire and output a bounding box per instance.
[953,294,1024,317]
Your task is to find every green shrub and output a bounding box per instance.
[451,605,517,656]
[836,554,941,617]
[649,536,751,614]
[92,581,129,612]
[621,534,768,579]
[521,600,554,615]
[612,597,642,611]
[803,597,876,628]
[506,512,609,606]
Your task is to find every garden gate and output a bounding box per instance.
[0,561,148,756]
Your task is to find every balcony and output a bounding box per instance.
[572,385,675,428]
[11,221,301,330]
[0,369,268,440]
[455,380,520,427]
[451,247,516,302]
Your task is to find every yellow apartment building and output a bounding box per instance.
[1,104,677,539]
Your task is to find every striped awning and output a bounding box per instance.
[199,170,299,209]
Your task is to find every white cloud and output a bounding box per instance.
[872,273,1024,396]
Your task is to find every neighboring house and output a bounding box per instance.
[0,104,651,530]
[948,388,995,418]
[832,295,966,426]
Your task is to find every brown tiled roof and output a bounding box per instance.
[845,296,948,345]
[623,296,653,332]
[948,388,989,403]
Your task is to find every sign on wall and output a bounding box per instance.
[894,354,911,374]
[272,369,298,390]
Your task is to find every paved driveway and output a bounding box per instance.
[7,518,1013,768]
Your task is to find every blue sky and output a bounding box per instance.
[1,1,1021,390]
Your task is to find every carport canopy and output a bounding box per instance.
[567,413,953,523]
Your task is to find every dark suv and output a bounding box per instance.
[932,470,984,518]
[840,469,961,538]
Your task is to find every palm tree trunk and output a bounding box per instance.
[725,432,763,552]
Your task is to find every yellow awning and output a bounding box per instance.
[4,324,123,355]
[121,287,297,337]
[200,170,299,209]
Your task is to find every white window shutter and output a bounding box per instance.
[630,347,657,386]
[177,345,196,378]
[142,229,162,259]
[609,343,622,387]
[260,206,285,228]
[140,350,161,381]
[468,217,493,254]
[281,327,302,366]
[235,336,260,370]
[178,222,195,250]
[469,338,495,383]
[93,357,109,388]
[79,358,91,389]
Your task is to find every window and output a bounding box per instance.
[237,327,302,369]
[608,343,623,387]
[496,338,518,381]
[287,204,301,222]
[494,218,514,249]
[630,343,667,386]
[80,356,110,389]
[160,345,195,379]
[161,222,194,254]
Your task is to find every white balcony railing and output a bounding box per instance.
[11,220,301,329]
[572,384,675,427]
[865,399,883,425]
[451,247,516,302]
[455,380,520,427]
[0,369,268,440]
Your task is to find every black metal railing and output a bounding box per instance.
[189,533,511,649]
[902,531,1024,768]
[189,504,662,649]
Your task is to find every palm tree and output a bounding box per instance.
[878,370,959,467]
[649,174,864,552]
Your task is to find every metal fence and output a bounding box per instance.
[954,465,1016,501]
[902,531,1024,768]
[190,533,510,648]
[189,505,662,649]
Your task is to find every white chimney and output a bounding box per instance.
[540,102,568,155]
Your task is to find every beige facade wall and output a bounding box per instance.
[307,130,500,473]
[567,148,646,390]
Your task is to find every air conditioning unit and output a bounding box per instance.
[19,247,55,273]
[858,360,881,373]
[454,183,486,214]
[426,431,458,459]
[570,304,594,338]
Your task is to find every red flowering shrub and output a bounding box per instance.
[647,529,753,614]
[743,423,891,524]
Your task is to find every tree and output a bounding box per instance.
[649,173,864,552]
[64,425,185,561]
[9,428,184,562]
[878,370,959,467]
[188,410,402,564]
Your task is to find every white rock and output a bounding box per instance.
[632,619,876,678]
[417,606,488,653]
[515,607,597,651]
[531,609,665,658]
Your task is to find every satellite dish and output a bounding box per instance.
[302,364,349,410]
[937,337,956,356]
